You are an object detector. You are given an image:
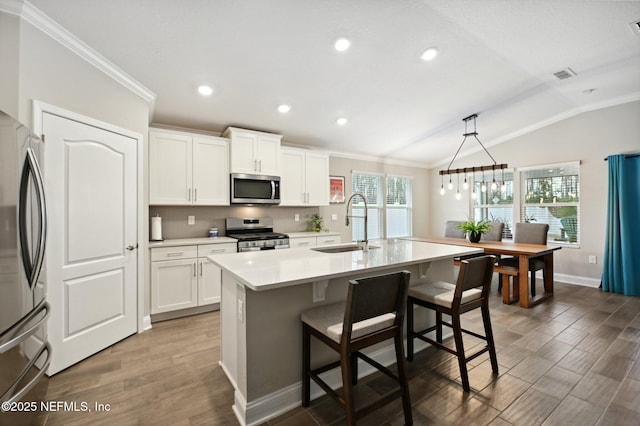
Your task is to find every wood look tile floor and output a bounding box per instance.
[41,281,640,426]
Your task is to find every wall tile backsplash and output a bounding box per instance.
[149,206,320,240]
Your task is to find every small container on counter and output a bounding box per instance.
[208,227,219,238]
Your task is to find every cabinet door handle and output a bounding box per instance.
[188,188,192,202]
[199,262,203,276]
[194,188,198,202]
[324,239,336,243]
[254,160,258,172]
[298,241,310,246]
[210,249,226,253]
[166,251,184,257]
[193,262,196,277]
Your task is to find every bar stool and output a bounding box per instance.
[407,256,498,392]
[301,271,412,425]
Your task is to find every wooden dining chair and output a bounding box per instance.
[498,222,549,297]
[301,271,412,425]
[407,256,498,392]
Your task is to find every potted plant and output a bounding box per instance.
[458,218,492,243]
[307,213,325,232]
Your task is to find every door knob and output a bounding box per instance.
[126,243,138,251]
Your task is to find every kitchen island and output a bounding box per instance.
[207,239,481,426]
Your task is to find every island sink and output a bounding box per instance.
[312,243,380,253]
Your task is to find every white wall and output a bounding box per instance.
[320,155,430,243]
[429,100,640,283]
[1,8,153,315]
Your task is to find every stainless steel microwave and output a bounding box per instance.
[230,173,281,205]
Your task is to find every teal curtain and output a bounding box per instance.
[602,154,640,296]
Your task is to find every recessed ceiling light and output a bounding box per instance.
[334,38,351,52]
[277,104,291,113]
[198,85,213,96]
[421,47,438,61]
[336,117,348,126]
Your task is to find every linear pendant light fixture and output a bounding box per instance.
[439,114,507,197]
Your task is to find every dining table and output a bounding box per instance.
[404,236,562,308]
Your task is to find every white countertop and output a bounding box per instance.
[208,239,482,291]
[149,236,237,248]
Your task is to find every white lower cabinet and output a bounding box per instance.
[151,243,236,314]
[289,237,317,248]
[316,235,341,246]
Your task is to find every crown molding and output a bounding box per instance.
[1,0,156,105]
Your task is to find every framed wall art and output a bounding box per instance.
[329,175,345,203]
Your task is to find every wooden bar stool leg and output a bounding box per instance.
[351,353,358,385]
[341,349,356,426]
[451,313,470,392]
[302,324,311,406]
[407,299,413,361]
[394,333,413,425]
[436,311,443,343]
[482,304,499,374]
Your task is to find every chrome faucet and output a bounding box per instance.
[345,192,368,252]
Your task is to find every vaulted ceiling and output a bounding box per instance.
[29,0,640,167]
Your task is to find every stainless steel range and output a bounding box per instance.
[226,218,289,252]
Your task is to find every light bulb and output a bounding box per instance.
[501,182,506,193]
[491,180,497,191]
[471,190,477,200]
[481,182,487,192]
[455,191,462,200]
[440,185,445,195]
[447,179,453,190]
[463,177,469,190]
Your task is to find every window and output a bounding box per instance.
[471,170,514,239]
[520,162,580,244]
[351,173,413,240]
[351,173,384,241]
[386,176,412,238]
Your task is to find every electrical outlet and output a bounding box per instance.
[238,299,244,322]
[294,214,300,222]
[331,213,338,221]
[588,255,597,264]
[188,215,195,225]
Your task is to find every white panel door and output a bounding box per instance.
[193,136,229,205]
[43,112,138,375]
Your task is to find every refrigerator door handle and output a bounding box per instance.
[18,147,48,289]
[0,300,50,354]
[0,341,51,403]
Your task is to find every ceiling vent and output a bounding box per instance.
[553,68,577,80]
[630,19,640,36]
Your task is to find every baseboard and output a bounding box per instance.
[142,315,152,331]
[229,338,436,426]
[555,273,601,288]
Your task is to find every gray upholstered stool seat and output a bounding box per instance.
[301,302,396,343]
[409,281,481,308]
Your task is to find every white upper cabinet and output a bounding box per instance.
[223,127,281,176]
[149,129,229,205]
[280,147,329,206]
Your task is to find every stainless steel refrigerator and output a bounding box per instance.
[0,110,50,425]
